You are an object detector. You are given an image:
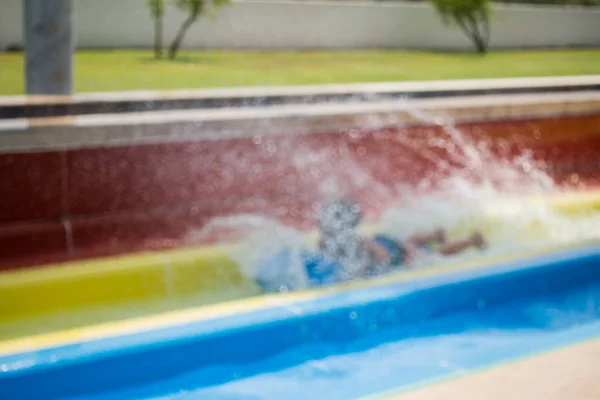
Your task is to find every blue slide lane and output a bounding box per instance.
[2,244,600,399]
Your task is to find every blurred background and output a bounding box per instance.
[1,2,600,399]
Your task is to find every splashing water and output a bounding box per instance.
[394,102,555,194]
[188,99,600,291]
[191,214,310,292]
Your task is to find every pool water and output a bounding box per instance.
[74,280,600,400]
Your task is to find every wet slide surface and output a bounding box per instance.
[2,112,600,271]
[3,245,600,400]
[81,281,600,400]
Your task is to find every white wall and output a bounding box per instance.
[1,0,599,51]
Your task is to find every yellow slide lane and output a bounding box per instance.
[1,190,599,347]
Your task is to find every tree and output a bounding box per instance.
[147,0,165,59]
[429,0,492,54]
[169,0,230,60]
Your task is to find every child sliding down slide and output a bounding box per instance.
[256,197,486,292]
[317,197,486,281]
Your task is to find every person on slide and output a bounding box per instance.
[317,197,487,281]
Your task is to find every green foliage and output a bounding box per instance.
[147,0,165,18]
[173,0,231,20]
[173,0,205,17]
[429,0,493,53]
[144,0,230,60]
[169,0,230,60]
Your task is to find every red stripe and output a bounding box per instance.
[1,114,600,270]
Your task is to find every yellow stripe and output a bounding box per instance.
[529,190,600,215]
[0,245,259,323]
[1,237,599,357]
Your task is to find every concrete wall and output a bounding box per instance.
[1,0,600,51]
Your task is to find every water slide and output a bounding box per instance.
[2,80,600,399]
[2,189,600,344]
[2,211,600,399]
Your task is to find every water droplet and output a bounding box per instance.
[349,311,357,320]
[277,206,289,215]
[252,135,263,145]
[357,146,367,156]
[570,174,580,184]
[434,117,446,126]
[267,142,277,153]
[278,285,289,293]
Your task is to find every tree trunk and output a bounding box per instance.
[458,18,488,55]
[154,18,163,59]
[168,15,196,60]
[470,15,489,54]
[473,34,487,54]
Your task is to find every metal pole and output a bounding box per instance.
[24,0,74,95]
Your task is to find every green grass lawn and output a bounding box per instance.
[1,49,600,95]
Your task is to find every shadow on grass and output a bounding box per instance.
[138,55,220,65]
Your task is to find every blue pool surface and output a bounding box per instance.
[2,245,600,400]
